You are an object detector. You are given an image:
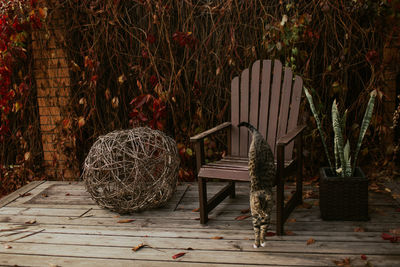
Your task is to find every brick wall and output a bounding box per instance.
[32,8,78,180]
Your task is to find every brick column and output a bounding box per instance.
[32,10,77,179]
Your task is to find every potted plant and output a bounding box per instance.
[304,88,376,221]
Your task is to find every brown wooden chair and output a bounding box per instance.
[190,59,305,235]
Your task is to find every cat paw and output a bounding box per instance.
[253,243,260,248]
[261,242,267,247]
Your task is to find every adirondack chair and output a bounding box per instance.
[190,59,305,235]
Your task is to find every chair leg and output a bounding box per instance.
[276,145,285,236]
[198,177,208,224]
[229,181,235,199]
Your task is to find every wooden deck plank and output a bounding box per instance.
[0,181,399,267]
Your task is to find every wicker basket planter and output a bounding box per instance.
[319,167,369,221]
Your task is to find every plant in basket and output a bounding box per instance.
[304,88,376,221]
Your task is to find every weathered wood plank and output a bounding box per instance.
[231,76,240,156]
[239,68,250,157]
[1,242,400,266]
[0,181,46,208]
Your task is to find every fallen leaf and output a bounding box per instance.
[266,232,276,237]
[385,188,392,193]
[42,193,48,197]
[354,227,365,232]
[132,243,145,252]
[306,238,315,245]
[4,244,12,249]
[241,208,250,214]
[333,258,351,266]
[361,254,367,260]
[381,233,399,243]
[117,219,135,223]
[172,252,186,259]
[392,194,400,199]
[235,215,251,221]
[287,218,296,223]
[285,230,296,236]
[65,193,71,196]
[186,247,194,250]
[25,219,36,224]
[192,208,199,212]
[211,236,223,239]
[19,192,31,197]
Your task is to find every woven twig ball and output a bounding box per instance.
[82,127,180,213]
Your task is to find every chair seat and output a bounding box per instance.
[198,156,293,181]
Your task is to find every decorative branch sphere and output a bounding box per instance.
[82,127,180,213]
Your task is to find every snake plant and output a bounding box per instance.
[304,87,376,177]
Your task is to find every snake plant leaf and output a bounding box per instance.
[304,87,333,169]
[334,137,339,170]
[342,109,348,133]
[332,99,346,177]
[344,140,352,176]
[352,90,376,174]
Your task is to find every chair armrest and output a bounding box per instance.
[190,122,232,143]
[276,125,306,147]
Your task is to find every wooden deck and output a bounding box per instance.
[0,181,399,266]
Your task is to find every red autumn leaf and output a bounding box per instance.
[306,238,315,245]
[117,219,135,223]
[65,193,71,196]
[266,232,276,237]
[235,215,251,220]
[381,233,399,243]
[211,236,223,239]
[361,254,367,260]
[192,208,199,212]
[172,252,186,259]
[354,227,365,232]
[240,208,250,214]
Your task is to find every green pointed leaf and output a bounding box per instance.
[304,87,333,169]
[344,140,352,176]
[332,99,346,177]
[352,90,376,174]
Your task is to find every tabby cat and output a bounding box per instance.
[238,122,276,248]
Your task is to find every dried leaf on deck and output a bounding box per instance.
[172,252,186,259]
[192,208,199,212]
[306,238,315,245]
[240,208,250,214]
[381,233,399,243]
[333,257,351,266]
[25,219,36,224]
[287,218,296,223]
[186,247,194,250]
[266,232,276,237]
[65,193,71,196]
[132,243,145,252]
[285,230,296,236]
[3,244,12,249]
[19,192,31,197]
[117,219,135,223]
[354,227,365,232]
[361,254,368,260]
[235,215,251,220]
[211,236,223,239]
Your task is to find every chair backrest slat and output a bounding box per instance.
[267,60,283,156]
[230,59,301,160]
[231,76,240,156]
[277,67,293,149]
[239,68,250,157]
[249,60,261,130]
[258,60,272,140]
[285,75,303,160]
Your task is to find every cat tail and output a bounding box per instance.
[238,122,257,133]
